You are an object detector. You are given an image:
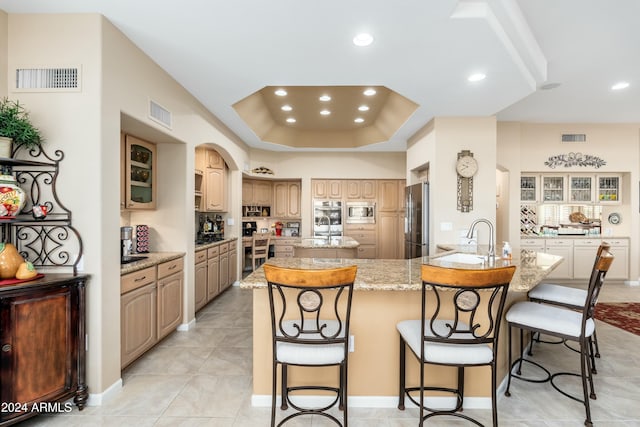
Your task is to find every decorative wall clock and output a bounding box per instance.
[456,150,477,212]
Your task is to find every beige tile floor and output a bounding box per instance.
[20,282,640,426]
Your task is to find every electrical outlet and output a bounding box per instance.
[349,335,355,352]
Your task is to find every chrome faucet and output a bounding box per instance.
[467,218,495,259]
[318,215,332,239]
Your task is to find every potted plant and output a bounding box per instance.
[0,97,44,158]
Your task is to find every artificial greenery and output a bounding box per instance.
[0,97,43,150]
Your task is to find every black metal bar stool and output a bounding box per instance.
[264,264,357,427]
[527,243,610,372]
[397,264,516,426]
[504,247,613,427]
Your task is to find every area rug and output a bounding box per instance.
[595,303,640,336]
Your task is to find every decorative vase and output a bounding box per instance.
[0,137,12,158]
[0,174,26,218]
[0,242,24,279]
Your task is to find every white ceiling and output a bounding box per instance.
[1,0,638,152]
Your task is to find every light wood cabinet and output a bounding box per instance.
[219,243,229,292]
[194,250,208,311]
[229,240,238,286]
[378,180,403,212]
[294,247,357,258]
[124,134,157,210]
[344,223,376,259]
[273,181,301,218]
[378,212,404,259]
[206,149,225,169]
[243,179,273,207]
[121,282,157,369]
[157,258,184,340]
[273,237,298,258]
[121,257,184,369]
[204,167,227,211]
[312,179,343,199]
[207,246,220,301]
[345,180,376,200]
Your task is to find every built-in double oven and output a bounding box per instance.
[345,201,376,224]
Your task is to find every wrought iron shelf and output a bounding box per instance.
[0,146,83,274]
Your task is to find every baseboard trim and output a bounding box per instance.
[177,318,196,331]
[87,378,122,406]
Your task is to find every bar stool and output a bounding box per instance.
[397,264,516,427]
[264,264,357,427]
[504,248,613,427]
[249,231,271,271]
[527,243,610,372]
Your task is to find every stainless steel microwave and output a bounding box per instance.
[346,202,375,224]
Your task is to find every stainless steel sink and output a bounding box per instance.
[120,255,148,265]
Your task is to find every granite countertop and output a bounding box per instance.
[195,236,238,251]
[521,234,628,240]
[240,246,562,293]
[293,236,360,249]
[120,252,186,275]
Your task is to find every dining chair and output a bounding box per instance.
[264,264,357,427]
[504,247,613,427]
[397,264,516,427]
[250,231,271,271]
[527,243,610,372]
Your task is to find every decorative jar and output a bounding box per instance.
[0,174,26,218]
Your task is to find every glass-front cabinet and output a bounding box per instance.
[541,175,566,203]
[569,175,594,203]
[520,175,538,202]
[597,174,621,204]
[124,135,157,210]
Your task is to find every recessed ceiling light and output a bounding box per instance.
[353,33,374,47]
[468,73,486,82]
[611,81,630,91]
[286,117,296,123]
[358,105,370,112]
[281,105,292,111]
[319,94,331,102]
[363,88,376,96]
[354,117,365,123]
[275,89,287,96]
[320,109,331,116]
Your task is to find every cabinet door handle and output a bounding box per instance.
[134,275,147,282]
[2,344,11,352]
[168,265,177,270]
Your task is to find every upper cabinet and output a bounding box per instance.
[597,174,621,204]
[124,135,157,210]
[243,180,272,206]
[520,175,539,203]
[541,174,566,203]
[312,179,343,199]
[345,180,376,200]
[273,181,301,218]
[522,173,622,205]
[378,180,405,212]
[196,147,228,212]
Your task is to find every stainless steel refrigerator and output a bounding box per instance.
[404,182,429,258]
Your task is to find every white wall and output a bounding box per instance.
[0,10,7,97]
[408,117,498,252]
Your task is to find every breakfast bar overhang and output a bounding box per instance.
[240,248,563,408]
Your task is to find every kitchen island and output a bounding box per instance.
[293,235,360,258]
[240,247,563,408]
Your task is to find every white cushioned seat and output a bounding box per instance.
[277,319,346,365]
[397,319,494,365]
[528,283,587,307]
[506,301,595,339]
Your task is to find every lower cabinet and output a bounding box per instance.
[377,212,404,259]
[228,240,238,286]
[219,243,229,292]
[194,250,208,311]
[294,247,357,258]
[345,224,377,259]
[195,239,238,313]
[273,238,297,258]
[522,237,629,281]
[121,257,184,369]
[207,246,220,301]
[0,275,89,425]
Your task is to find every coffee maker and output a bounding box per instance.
[121,226,133,259]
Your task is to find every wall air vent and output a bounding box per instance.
[561,133,587,143]
[149,100,172,129]
[15,67,80,91]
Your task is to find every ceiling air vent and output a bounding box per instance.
[561,133,587,143]
[149,100,172,129]
[15,67,80,91]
